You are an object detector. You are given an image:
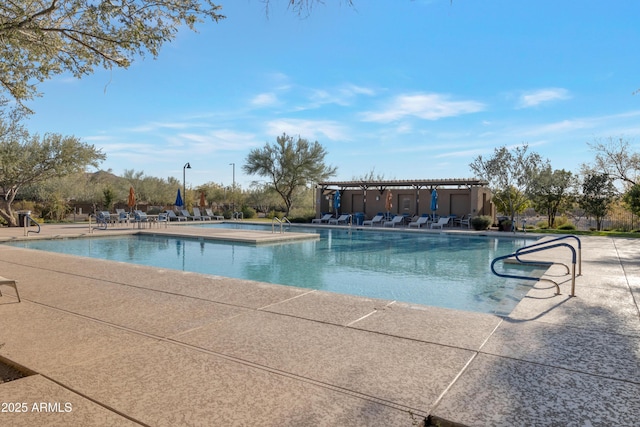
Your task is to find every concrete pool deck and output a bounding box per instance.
[0,223,638,426]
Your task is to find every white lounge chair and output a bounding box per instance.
[193,207,211,220]
[205,209,224,220]
[383,215,405,227]
[0,276,21,302]
[328,214,350,225]
[408,216,430,228]
[312,213,333,224]
[165,210,186,221]
[180,209,199,220]
[430,216,451,229]
[133,210,150,227]
[362,214,384,227]
[456,214,472,228]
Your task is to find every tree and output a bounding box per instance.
[0,120,105,226]
[528,167,577,228]
[492,186,530,219]
[580,173,616,231]
[469,144,544,225]
[623,184,640,217]
[243,133,336,216]
[586,137,639,189]
[1,0,224,109]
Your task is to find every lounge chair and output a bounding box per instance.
[328,214,350,225]
[362,214,384,227]
[193,207,211,220]
[456,214,472,228]
[165,210,186,221]
[115,209,129,224]
[383,215,405,227]
[312,213,333,224]
[0,276,21,302]
[180,209,199,220]
[408,216,430,228]
[205,209,224,220]
[156,212,169,228]
[430,216,451,229]
[97,211,113,225]
[133,210,150,227]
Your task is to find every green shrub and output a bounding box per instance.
[241,206,257,219]
[536,220,549,229]
[557,223,576,230]
[554,216,569,228]
[470,215,492,231]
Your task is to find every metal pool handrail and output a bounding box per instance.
[515,235,582,276]
[491,240,579,297]
[23,215,41,236]
[271,217,291,233]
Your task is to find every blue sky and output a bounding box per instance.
[23,0,640,189]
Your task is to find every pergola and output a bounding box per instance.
[316,178,489,191]
[315,178,492,219]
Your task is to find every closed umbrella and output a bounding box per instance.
[430,188,438,218]
[334,191,341,215]
[127,186,136,211]
[199,192,206,208]
[175,189,183,208]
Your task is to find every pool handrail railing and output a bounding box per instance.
[272,216,291,233]
[491,236,580,297]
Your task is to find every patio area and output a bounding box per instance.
[0,223,638,426]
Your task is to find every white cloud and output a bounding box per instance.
[265,119,349,141]
[361,93,486,123]
[518,88,571,108]
[250,93,279,107]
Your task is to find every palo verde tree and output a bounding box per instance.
[580,172,617,231]
[469,144,544,225]
[243,133,337,216]
[528,166,577,228]
[0,0,225,110]
[0,118,105,226]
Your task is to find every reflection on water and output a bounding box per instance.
[5,227,539,315]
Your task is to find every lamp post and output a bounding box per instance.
[183,162,191,207]
[229,163,235,213]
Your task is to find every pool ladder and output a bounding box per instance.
[272,217,291,233]
[23,215,41,236]
[491,235,582,297]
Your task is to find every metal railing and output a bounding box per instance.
[23,215,41,236]
[491,235,581,297]
[272,216,291,233]
[233,211,244,220]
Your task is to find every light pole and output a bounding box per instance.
[183,162,191,208]
[229,163,235,213]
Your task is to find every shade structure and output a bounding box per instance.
[127,187,136,209]
[385,190,393,212]
[199,192,206,208]
[333,191,341,215]
[175,189,184,208]
[430,188,438,212]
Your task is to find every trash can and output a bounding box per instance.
[17,210,32,227]
[354,212,365,226]
[497,216,511,232]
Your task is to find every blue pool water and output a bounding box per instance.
[5,225,541,315]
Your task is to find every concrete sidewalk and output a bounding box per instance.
[0,224,638,426]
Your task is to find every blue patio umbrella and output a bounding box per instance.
[175,188,184,208]
[334,191,341,215]
[430,188,438,214]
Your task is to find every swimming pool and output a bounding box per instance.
[4,225,541,315]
